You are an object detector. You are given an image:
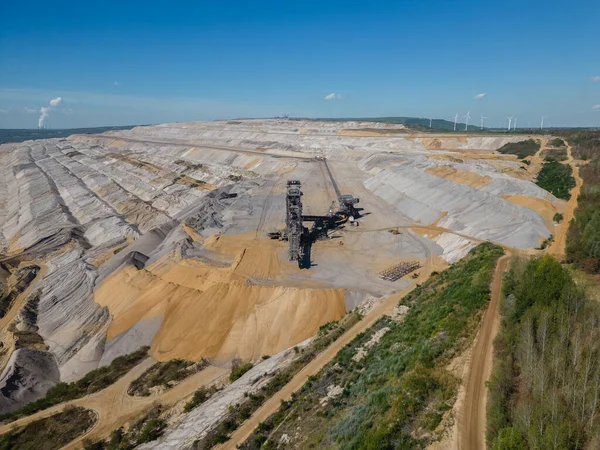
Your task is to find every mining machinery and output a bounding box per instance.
[268,158,361,265]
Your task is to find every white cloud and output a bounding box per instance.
[24,107,37,114]
[0,109,8,114]
[114,81,121,86]
[49,96,62,107]
[593,104,600,111]
[324,93,341,100]
[591,76,600,82]
[474,93,486,100]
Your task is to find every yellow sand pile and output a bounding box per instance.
[501,195,558,231]
[425,165,492,188]
[95,235,346,363]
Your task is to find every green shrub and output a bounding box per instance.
[536,158,575,199]
[553,212,563,222]
[184,385,219,413]
[128,358,207,396]
[230,360,254,382]
[497,139,540,159]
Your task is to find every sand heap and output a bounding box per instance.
[95,235,346,363]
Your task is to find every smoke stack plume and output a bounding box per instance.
[38,97,62,129]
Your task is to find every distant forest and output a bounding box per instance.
[0,126,138,145]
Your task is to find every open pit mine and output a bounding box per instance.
[0,119,562,445]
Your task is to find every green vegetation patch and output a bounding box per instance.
[229,359,254,382]
[84,405,167,450]
[184,385,220,413]
[487,255,600,449]
[195,312,362,448]
[241,243,504,449]
[550,137,566,147]
[0,347,149,423]
[535,158,576,200]
[542,147,568,161]
[0,406,95,450]
[128,358,208,396]
[497,139,540,159]
[567,133,600,273]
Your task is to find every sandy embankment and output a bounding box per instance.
[425,165,492,188]
[95,235,346,363]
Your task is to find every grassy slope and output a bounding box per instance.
[497,139,540,159]
[241,243,504,449]
[127,359,207,397]
[0,406,95,450]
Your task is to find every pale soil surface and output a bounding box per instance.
[0,119,565,442]
[501,194,559,231]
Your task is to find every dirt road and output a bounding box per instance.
[548,142,582,258]
[218,256,435,449]
[0,358,228,448]
[456,137,581,450]
[457,252,511,450]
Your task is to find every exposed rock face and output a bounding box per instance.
[0,119,554,414]
[0,349,60,414]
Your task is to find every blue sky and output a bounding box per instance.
[1,0,599,128]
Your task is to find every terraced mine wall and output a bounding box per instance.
[0,119,556,415]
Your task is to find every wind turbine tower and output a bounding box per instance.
[464,111,471,131]
[540,116,545,130]
[507,117,513,131]
[429,118,432,128]
[480,115,487,129]
[513,117,518,130]
[453,112,459,131]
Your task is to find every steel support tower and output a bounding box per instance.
[286,180,303,261]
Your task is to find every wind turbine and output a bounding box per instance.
[507,117,513,131]
[480,115,487,129]
[464,111,471,131]
[513,117,518,130]
[429,118,432,128]
[453,112,459,131]
[540,116,545,130]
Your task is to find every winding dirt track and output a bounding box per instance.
[0,359,228,448]
[456,138,582,450]
[548,142,582,258]
[457,253,511,450]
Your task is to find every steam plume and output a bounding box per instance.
[38,97,62,128]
